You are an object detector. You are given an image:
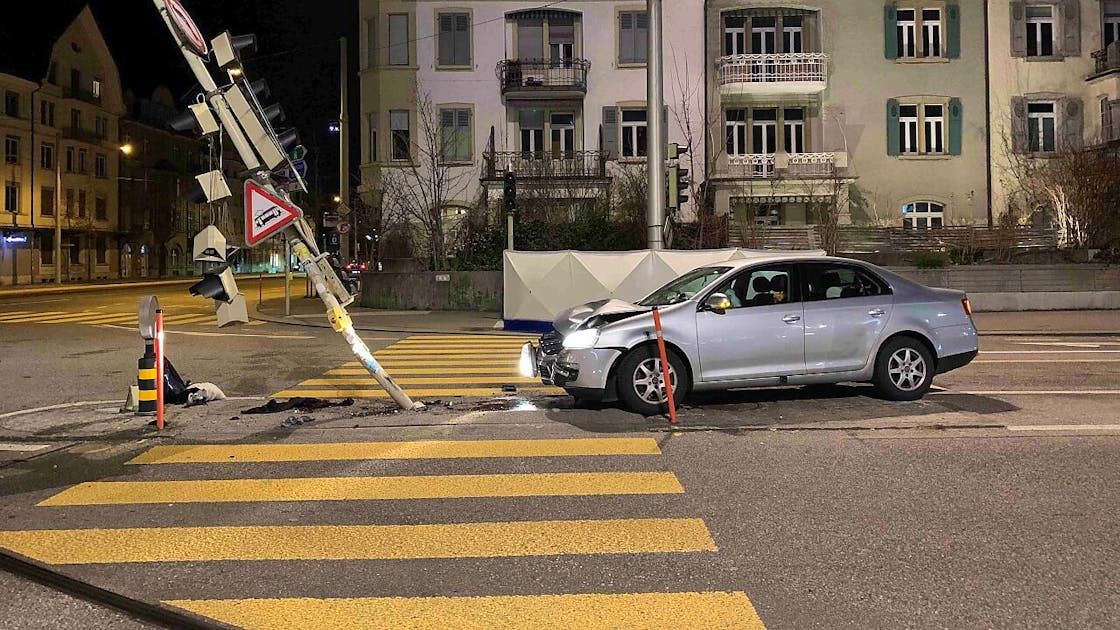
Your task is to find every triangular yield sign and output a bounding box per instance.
[244,180,302,247]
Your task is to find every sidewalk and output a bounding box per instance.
[0,273,285,298]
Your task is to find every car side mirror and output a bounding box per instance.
[704,293,732,315]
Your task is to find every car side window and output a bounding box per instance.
[714,265,799,309]
[804,264,891,301]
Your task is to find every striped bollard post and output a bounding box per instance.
[136,341,157,416]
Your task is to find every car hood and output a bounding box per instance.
[552,299,651,335]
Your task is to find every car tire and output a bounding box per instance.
[873,336,935,401]
[616,345,690,416]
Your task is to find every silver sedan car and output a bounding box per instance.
[522,255,978,415]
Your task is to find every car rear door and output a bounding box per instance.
[801,262,894,373]
[695,264,805,382]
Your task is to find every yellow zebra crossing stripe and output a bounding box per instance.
[0,518,716,564]
[273,334,561,398]
[167,591,766,630]
[126,438,662,464]
[39,472,685,505]
[0,310,214,326]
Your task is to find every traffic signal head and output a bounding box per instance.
[189,266,239,304]
[186,170,233,204]
[193,225,227,263]
[667,164,691,209]
[669,142,688,160]
[212,32,257,74]
[503,171,517,213]
[169,102,220,136]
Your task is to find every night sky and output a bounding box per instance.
[2,0,359,195]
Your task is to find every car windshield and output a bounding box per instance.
[638,266,732,306]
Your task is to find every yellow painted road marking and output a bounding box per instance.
[162,314,213,324]
[299,376,542,386]
[271,388,561,398]
[22,312,103,323]
[326,367,524,375]
[0,311,70,322]
[40,472,684,506]
[127,438,662,464]
[167,592,766,629]
[0,518,715,564]
[69,313,139,324]
[0,311,31,317]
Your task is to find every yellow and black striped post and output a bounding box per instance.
[136,342,157,416]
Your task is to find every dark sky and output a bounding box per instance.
[2,0,359,195]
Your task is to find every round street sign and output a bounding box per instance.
[337,222,351,234]
[164,0,208,57]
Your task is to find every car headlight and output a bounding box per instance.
[562,329,600,350]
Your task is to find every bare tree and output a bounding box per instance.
[379,91,473,270]
[798,161,847,255]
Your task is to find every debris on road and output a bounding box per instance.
[242,397,355,415]
[185,382,227,407]
[282,415,315,427]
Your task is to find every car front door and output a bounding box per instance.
[696,264,805,382]
[801,262,894,373]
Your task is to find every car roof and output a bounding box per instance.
[714,254,869,271]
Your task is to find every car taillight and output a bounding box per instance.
[360,263,367,270]
[961,297,972,317]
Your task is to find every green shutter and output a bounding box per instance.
[884,6,898,59]
[948,98,962,155]
[946,4,961,58]
[886,99,901,156]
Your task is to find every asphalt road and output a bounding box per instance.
[0,284,1118,629]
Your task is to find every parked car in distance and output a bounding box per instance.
[521,255,978,415]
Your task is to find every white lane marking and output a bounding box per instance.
[980,350,1120,354]
[941,390,1120,395]
[1016,342,1120,349]
[99,324,313,339]
[0,401,120,420]
[291,311,432,318]
[0,443,50,452]
[972,359,1120,364]
[1007,424,1120,432]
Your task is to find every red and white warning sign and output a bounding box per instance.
[244,180,301,247]
[162,0,208,57]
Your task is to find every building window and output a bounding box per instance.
[95,196,107,221]
[4,182,18,213]
[923,104,945,154]
[95,116,107,139]
[922,9,942,57]
[724,16,747,55]
[621,108,648,158]
[92,80,101,99]
[40,100,55,126]
[752,17,777,54]
[95,153,107,178]
[4,136,18,164]
[96,237,108,265]
[899,105,920,153]
[519,109,544,154]
[784,16,804,53]
[367,114,377,162]
[78,149,87,174]
[77,190,87,218]
[65,189,74,216]
[41,232,54,265]
[896,9,917,57]
[69,236,80,264]
[1027,102,1056,152]
[389,110,410,160]
[70,108,81,130]
[1026,5,1055,57]
[1106,2,1120,48]
[619,11,648,64]
[65,146,74,172]
[388,14,409,66]
[784,108,805,154]
[41,187,55,217]
[40,143,55,169]
[439,108,472,162]
[752,108,778,154]
[4,91,19,117]
[550,113,575,155]
[726,109,748,156]
[437,12,471,67]
[902,201,945,229]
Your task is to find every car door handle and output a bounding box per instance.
[782,315,801,324]
[868,308,886,317]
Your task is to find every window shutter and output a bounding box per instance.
[635,13,649,63]
[886,99,901,156]
[438,15,454,66]
[946,5,961,58]
[1009,2,1027,57]
[884,6,898,59]
[455,14,471,65]
[948,98,962,155]
[601,107,619,159]
[1061,97,1083,150]
[1059,0,1080,56]
[619,13,634,63]
[1010,97,1027,153]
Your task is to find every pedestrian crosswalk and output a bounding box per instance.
[0,310,215,327]
[0,436,767,628]
[272,334,565,399]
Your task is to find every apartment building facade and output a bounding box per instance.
[0,7,123,285]
[356,1,1111,247]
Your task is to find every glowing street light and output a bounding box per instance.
[120,143,134,156]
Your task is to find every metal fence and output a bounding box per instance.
[483,150,607,180]
[497,59,591,93]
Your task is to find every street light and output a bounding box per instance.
[332,195,342,203]
[120,143,134,156]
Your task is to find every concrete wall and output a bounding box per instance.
[361,270,502,311]
[890,264,1120,292]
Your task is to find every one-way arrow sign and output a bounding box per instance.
[244,180,302,247]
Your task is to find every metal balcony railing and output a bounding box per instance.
[1091,45,1120,76]
[787,153,839,177]
[484,150,606,180]
[717,53,828,86]
[63,126,107,144]
[497,58,591,95]
[727,152,838,179]
[728,154,775,178]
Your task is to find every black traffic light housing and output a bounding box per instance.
[667,143,690,209]
[503,171,517,213]
[189,266,238,304]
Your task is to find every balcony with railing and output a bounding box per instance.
[723,152,846,181]
[496,59,591,100]
[1089,44,1120,80]
[63,126,107,144]
[716,53,828,99]
[483,150,607,181]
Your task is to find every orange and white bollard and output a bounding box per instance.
[651,307,678,425]
[154,309,165,430]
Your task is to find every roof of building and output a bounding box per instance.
[0,4,85,80]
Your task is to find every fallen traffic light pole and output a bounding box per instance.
[152,0,422,412]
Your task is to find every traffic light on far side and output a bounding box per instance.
[667,143,690,209]
[503,170,517,213]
